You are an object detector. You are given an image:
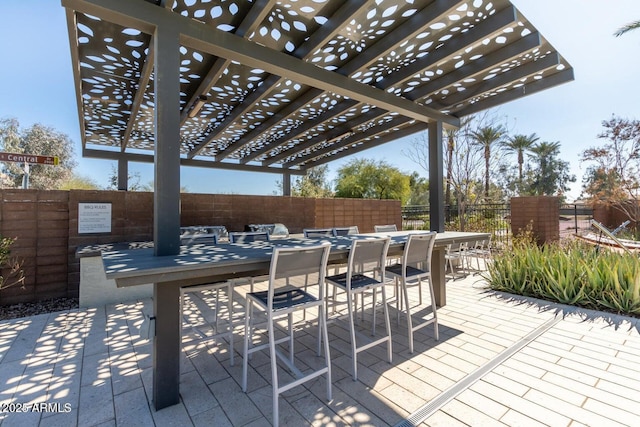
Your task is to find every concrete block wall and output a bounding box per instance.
[0,189,401,305]
[511,196,560,245]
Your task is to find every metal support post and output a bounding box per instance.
[428,120,444,233]
[153,25,181,257]
[117,157,128,191]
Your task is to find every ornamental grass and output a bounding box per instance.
[485,236,640,317]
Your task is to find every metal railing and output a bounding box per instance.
[402,204,511,248]
[559,203,593,238]
[402,202,594,248]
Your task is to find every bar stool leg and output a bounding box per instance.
[382,286,393,363]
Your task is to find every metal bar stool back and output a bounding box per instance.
[333,226,359,236]
[325,236,392,381]
[386,232,439,353]
[303,228,335,238]
[374,224,397,232]
[229,231,271,292]
[242,242,332,427]
[229,231,270,244]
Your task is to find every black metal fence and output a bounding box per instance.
[402,203,593,248]
[402,204,511,248]
[559,203,593,238]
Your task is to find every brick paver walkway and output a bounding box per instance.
[1,273,639,426]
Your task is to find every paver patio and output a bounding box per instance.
[1,271,639,426]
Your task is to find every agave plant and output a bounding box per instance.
[486,239,640,316]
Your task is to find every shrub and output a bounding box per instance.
[485,237,640,316]
[0,236,24,290]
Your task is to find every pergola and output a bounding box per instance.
[62,0,573,256]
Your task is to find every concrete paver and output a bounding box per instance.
[0,273,638,426]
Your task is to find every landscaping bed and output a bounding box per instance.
[0,298,79,321]
[485,237,640,318]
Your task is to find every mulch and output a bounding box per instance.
[0,298,79,321]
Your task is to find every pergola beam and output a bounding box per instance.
[218,88,324,162]
[455,68,575,117]
[379,6,520,89]
[407,32,542,101]
[187,0,374,159]
[82,148,306,175]
[431,53,562,110]
[260,102,379,166]
[283,116,413,167]
[64,8,87,151]
[179,0,276,125]
[338,0,470,77]
[244,7,520,166]
[178,15,461,127]
[300,122,427,170]
[122,48,154,152]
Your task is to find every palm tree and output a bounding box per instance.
[444,128,453,207]
[444,127,458,208]
[614,20,640,37]
[470,125,505,199]
[528,141,562,195]
[530,141,561,169]
[444,116,473,207]
[503,133,539,190]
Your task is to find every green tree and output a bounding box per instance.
[107,165,144,191]
[522,141,575,197]
[443,116,475,207]
[334,158,411,204]
[444,127,456,207]
[581,116,640,222]
[407,172,429,205]
[404,115,478,208]
[0,118,77,189]
[502,133,538,190]
[59,174,101,190]
[470,125,506,199]
[291,165,333,197]
[615,20,640,37]
[137,180,189,193]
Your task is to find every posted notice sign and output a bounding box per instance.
[78,203,112,234]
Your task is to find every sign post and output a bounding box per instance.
[0,151,59,189]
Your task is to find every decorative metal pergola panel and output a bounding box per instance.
[64,0,573,175]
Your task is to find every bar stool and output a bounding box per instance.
[229,231,270,244]
[374,224,397,232]
[445,241,468,279]
[373,224,401,301]
[229,231,270,292]
[386,232,439,354]
[333,226,359,236]
[180,234,235,365]
[242,242,332,427]
[303,228,335,238]
[325,236,392,381]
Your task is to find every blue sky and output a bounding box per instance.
[1,0,639,200]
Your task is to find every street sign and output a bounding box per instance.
[0,152,59,165]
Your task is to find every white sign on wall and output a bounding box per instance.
[78,202,112,234]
